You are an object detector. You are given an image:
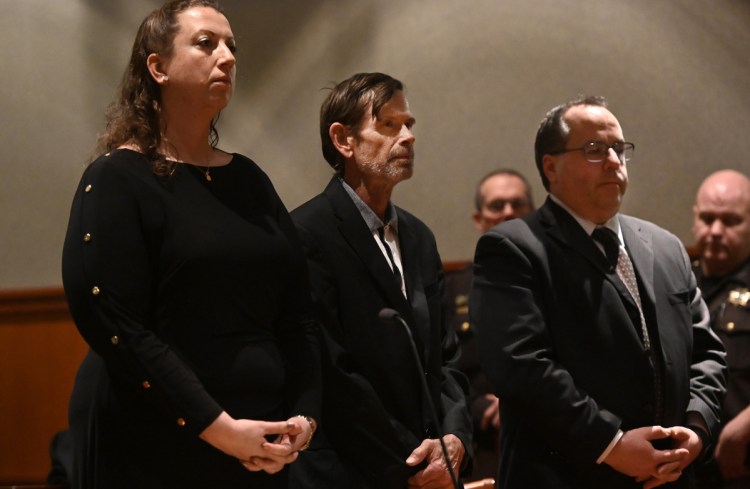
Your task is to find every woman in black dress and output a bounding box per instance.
[62,1,320,487]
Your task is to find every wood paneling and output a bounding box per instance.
[0,288,86,484]
[443,260,470,272]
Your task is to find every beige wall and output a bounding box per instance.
[2,0,749,288]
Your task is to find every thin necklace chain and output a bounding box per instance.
[163,143,213,182]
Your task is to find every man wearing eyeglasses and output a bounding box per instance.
[444,169,534,480]
[471,169,535,233]
[470,95,726,488]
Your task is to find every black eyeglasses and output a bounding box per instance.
[549,141,635,164]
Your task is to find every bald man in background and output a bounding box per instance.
[693,170,750,489]
[443,169,534,480]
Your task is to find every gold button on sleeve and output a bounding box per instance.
[85,184,92,193]
[177,418,186,427]
[110,336,119,345]
[460,321,470,332]
[83,233,92,242]
[142,381,151,389]
[728,322,736,331]
[91,286,100,295]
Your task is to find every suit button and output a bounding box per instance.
[142,381,151,389]
[727,322,735,331]
[460,321,470,332]
[85,184,92,193]
[177,418,186,427]
[110,336,119,345]
[91,286,100,296]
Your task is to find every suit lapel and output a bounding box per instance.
[396,209,431,361]
[620,216,656,308]
[541,198,612,273]
[323,179,413,316]
[541,199,639,311]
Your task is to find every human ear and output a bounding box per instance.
[542,154,558,186]
[147,53,169,85]
[329,122,354,159]
[471,210,484,232]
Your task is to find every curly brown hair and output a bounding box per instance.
[95,0,225,176]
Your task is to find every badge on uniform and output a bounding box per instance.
[455,294,469,315]
[728,288,750,308]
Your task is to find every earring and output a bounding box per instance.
[162,75,168,81]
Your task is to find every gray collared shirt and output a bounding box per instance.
[339,178,406,298]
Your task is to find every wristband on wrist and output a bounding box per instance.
[294,415,317,451]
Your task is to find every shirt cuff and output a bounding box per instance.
[596,429,624,464]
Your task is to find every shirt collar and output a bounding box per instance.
[339,177,398,233]
[549,194,622,244]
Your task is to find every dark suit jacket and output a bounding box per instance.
[290,178,472,489]
[470,197,726,489]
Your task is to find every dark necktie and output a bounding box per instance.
[592,227,620,270]
[592,226,662,420]
[592,226,650,350]
[377,226,403,292]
